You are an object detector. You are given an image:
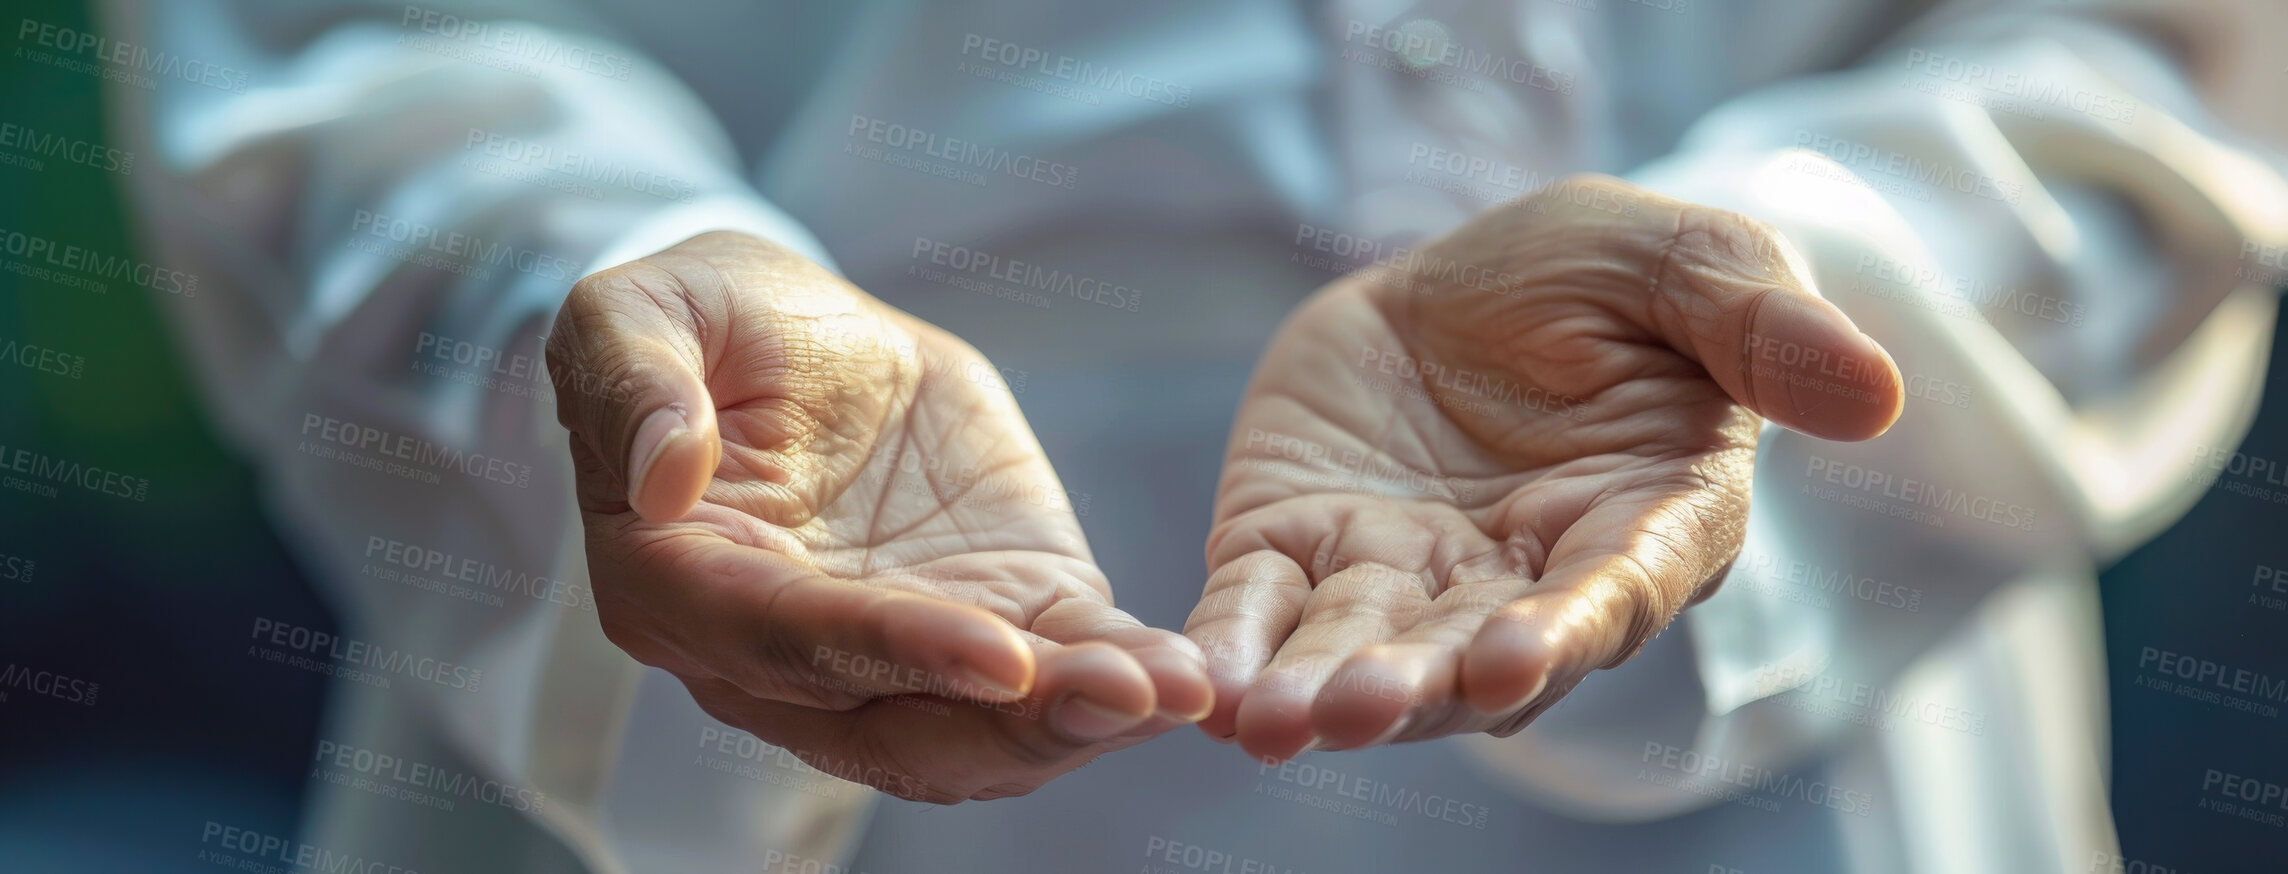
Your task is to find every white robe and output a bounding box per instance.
[101,0,2288,871]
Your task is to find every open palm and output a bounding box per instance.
[1185,177,1903,761]
[549,232,1208,802]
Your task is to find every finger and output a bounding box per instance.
[1570,178,1903,441]
[1457,567,1635,720]
[1458,482,1738,717]
[1023,636,1159,743]
[1492,175,1904,441]
[1034,599,1214,725]
[684,639,1161,803]
[1235,563,1432,763]
[1181,551,1312,741]
[663,542,1037,708]
[1309,578,1528,749]
[546,261,720,521]
[1459,451,1749,720]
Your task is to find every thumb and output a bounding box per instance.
[546,264,720,521]
[1528,176,1903,439]
[1630,194,1904,441]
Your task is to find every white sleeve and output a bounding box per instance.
[1462,0,2288,820]
[98,0,863,869]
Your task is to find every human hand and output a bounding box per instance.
[1185,176,1903,761]
[546,232,1212,801]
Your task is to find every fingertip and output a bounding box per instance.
[1746,294,1905,442]
[1040,641,1156,724]
[1310,653,1414,750]
[1460,611,1555,715]
[628,404,718,521]
[1132,645,1214,724]
[1234,682,1316,763]
[937,606,1038,702]
[1051,695,1153,742]
[1196,667,1251,740]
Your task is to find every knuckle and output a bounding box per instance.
[596,611,648,660]
[1664,207,1798,295]
[992,719,1079,770]
[1599,551,1673,669]
[835,730,951,802]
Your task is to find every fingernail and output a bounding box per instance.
[627,405,688,501]
[1157,701,1213,724]
[1364,713,1414,748]
[1053,697,1144,741]
[1298,734,1326,754]
[959,666,1029,702]
[1509,672,1550,714]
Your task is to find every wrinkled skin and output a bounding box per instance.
[547,232,1211,803]
[1185,176,1905,761]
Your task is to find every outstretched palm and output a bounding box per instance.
[551,232,1208,802]
[1185,177,1903,761]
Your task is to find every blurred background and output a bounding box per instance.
[3,0,2286,871]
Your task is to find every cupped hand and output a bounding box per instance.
[547,232,1211,802]
[1184,176,1903,761]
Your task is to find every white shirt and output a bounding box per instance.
[101,0,2288,871]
